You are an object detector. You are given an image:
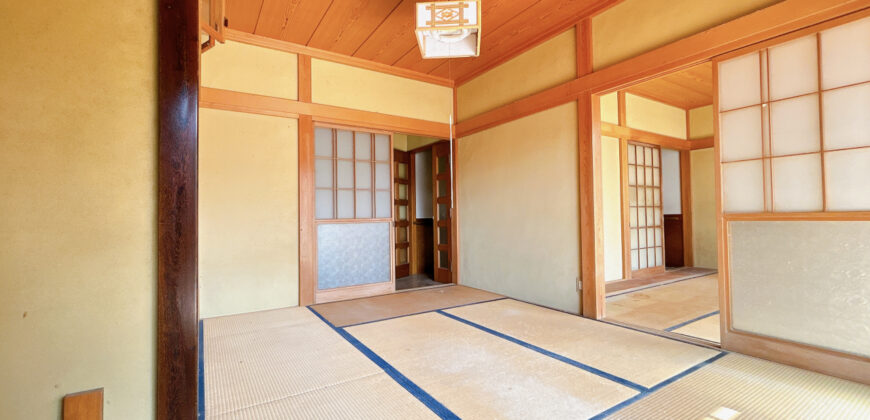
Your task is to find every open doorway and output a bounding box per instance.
[598,62,721,344]
[393,134,452,291]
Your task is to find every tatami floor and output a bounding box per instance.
[606,274,720,343]
[201,285,870,419]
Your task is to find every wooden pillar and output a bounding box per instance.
[298,55,316,306]
[157,0,199,418]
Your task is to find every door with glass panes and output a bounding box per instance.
[432,142,452,283]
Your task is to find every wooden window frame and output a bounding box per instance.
[624,141,665,276]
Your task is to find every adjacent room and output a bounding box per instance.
[598,62,722,344]
[4,0,870,419]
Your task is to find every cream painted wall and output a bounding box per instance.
[602,136,624,282]
[199,109,300,318]
[600,92,619,124]
[691,148,718,268]
[689,105,714,139]
[202,40,298,99]
[625,93,687,139]
[592,0,783,69]
[407,135,441,150]
[457,28,576,120]
[0,1,155,418]
[458,103,581,313]
[312,59,453,123]
[394,133,409,151]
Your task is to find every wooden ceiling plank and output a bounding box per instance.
[307,0,403,55]
[225,0,265,32]
[352,0,418,64]
[450,0,621,83]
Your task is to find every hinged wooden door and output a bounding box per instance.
[432,142,452,283]
[394,150,411,278]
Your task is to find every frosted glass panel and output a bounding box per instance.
[771,154,823,212]
[314,127,332,157]
[630,230,638,248]
[638,249,647,269]
[820,17,870,89]
[768,35,818,100]
[317,223,391,290]
[628,145,636,164]
[630,250,639,270]
[336,160,354,188]
[397,162,407,179]
[770,94,820,156]
[729,221,870,357]
[336,190,354,219]
[355,162,371,188]
[398,183,407,200]
[374,134,390,161]
[719,52,761,110]
[822,84,870,150]
[375,191,391,218]
[356,190,372,218]
[315,159,333,188]
[825,148,870,211]
[375,163,390,189]
[655,248,663,266]
[355,132,371,160]
[723,160,764,213]
[720,106,763,162]
[315,189,333,219]
[336,130,354,159]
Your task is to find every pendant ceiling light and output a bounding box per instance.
[416,1,481,59]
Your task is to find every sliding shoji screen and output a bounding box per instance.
[313,126,394,294]
[627,142,664,273]
[718,16,870,213]
[314,127,393,220]
[716,15,870,361]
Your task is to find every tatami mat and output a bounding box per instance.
[346,311,639,419]
[672,313,721,343]
[607,353,870,419]
[209,373,438,420]
[606,274,719,333]
[311,285,502,327]
[444,299,721,389]
[202,307,434,419]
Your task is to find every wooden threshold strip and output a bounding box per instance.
[455,0,870,138]
[200,87,451,139]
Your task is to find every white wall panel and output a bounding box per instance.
[768,35,818,100]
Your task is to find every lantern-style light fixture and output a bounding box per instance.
[415,1,481,59]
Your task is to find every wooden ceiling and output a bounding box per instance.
[224,0,620,85]
[625,62,713,110]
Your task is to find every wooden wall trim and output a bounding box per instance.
[455,0,870,138]
[157,0,199,418]
[200,87,451,138]
[600,122,714,151]
[224,29,454,88]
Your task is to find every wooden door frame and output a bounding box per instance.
[587,4,870,383]
[578,0,870,320]
[621,141,666,278]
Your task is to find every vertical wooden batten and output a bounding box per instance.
[617,91,632,279]
[298,54,316,306]
[681,108,695,267]
[157,0,199,418]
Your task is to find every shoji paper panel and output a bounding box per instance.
[722,160,764,213]
[767,35,818,100]
[720,106,763,162]
[729,221,870,358]
[317,222,391,290]
[771,154,823,212]
[824,148,870,211]
[769,94,820,156]
[718,53,761,111]
[822,83,870,150]
[819,16,870,89]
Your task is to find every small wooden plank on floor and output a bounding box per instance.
[63,388,103,420]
